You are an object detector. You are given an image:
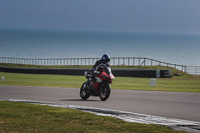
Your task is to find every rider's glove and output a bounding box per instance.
[94,70,100,74]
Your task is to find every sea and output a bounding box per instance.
[0,28,200,66]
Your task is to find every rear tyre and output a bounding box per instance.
[99,83,111,101]
[80,82,90,100]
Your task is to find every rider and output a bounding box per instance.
[90,54,110,81]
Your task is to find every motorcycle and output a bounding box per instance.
[80,64,115,101]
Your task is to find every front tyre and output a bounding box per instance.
[99,83,111,101]
[80,82,90,100]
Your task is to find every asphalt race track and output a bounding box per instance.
[0,85,200,123]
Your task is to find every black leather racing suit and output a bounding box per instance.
[91,59,109,81]
[92,60,109,74]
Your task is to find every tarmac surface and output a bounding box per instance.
[0,85,200,122]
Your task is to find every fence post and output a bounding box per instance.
[138,57,140,66]
[128,57,130,66]
[195,67,197,76]
[185,66,188,73]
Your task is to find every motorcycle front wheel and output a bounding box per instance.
[80,82,90,100]
[99,83,111,101]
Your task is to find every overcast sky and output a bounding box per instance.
[0,0,200,34]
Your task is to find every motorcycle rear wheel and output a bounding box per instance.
[80,82,90,100]
[99,83,111,101]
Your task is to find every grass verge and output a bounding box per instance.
[0,63,200,92]
[0,101,185,133]
[0,72,200,92]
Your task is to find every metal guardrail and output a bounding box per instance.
[185,66,200,76]
[0,57,198,75]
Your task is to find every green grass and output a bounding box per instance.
[113,76,200,92]
[0,71,200,92]
[1,63,199,92]
[0,63,93,69]
[0,101,185,133]
[0,72,84,88]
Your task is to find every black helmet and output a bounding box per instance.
[101,54,110,64]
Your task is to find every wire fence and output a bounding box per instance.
[0,57,199,75]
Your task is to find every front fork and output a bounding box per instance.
[85,80,97,92]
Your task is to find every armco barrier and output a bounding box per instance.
[0,67,171,78]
